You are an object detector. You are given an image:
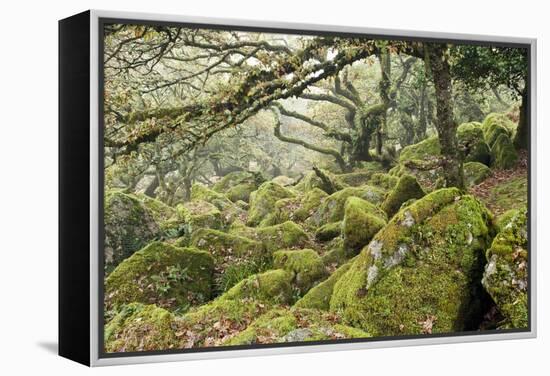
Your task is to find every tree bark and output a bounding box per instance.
[514,89,528,150]
[426,43,464,189]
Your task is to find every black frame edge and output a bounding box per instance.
[59,10,91,367]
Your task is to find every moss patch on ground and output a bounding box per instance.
[105,242,214,313]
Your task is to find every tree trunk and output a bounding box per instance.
[350,115,373,163]
[426,43,464,189]
[514,89,528,150]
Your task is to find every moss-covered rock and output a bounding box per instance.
[273,249,327,293]
[368,173,398,191]
[336,171,374,187]
[223,307,370,345]
[399,136,440,163]
[295,262,353,310]
[231,221,309,253]
[129,193,176,223]
[221,269,295,304]
[381,174,425,218]
[315,221,342,242]
[190,183,233,210]
[330,188,494,336]
[190,228,269,292]
[269,188,329,226]
[463,161,491,187]
[247,182,295,226]
[104,190,161,272]
[309,186,385,226]
[343,197,387,253]
[175,200,222,233]
[482,113,516,147]
[272,175,296,187]
[321,238,349,267]
[212,171,264,194]
[105,303,184,352]
[477,175,527,216]
[294,171,324,192]
[482,209,528,328]
[147,269,291,348]
[491,133,518,170]
[226,182,257,203]
[495,209,520,233]
[457,122,491,166]
[105,242,214,312]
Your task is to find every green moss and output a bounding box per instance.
[231,221,309,253]
[343,197,387,253]
[463,162,491,187]
[315,221,342,242]
[212,171,264,194]
[226,182,257,203]
[273,249,327,293]
[482,113,516,147]
[399,136,440,163]
[104,303,183,352]
[381,174,425,218]
[330,190,493,336]
[368,173,398,191]
[309,186,384,226]
[175,200,222,233]
[247,182,295,226]
[491,133,518,170]
[482,208,528,329]
[190,184,233,210]
[105,242,214,312]
[478,175,527,216]
[295,262,353,310]
[336,171,374,187]
[128,193,176,223]
[104,190,161,272]
[321,238,349,267]
[222,269,295,305]
[495,209,520,233]
[223,307,370,345]
[294,171,324,192]
[457,122,491,166]
[190,228,270,292]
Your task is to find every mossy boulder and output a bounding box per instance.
[482,209,528,328]
[129,193,176,223]
[272,175,296,187]
[463,162,491,187]
[190,228,269,292]
[309,186,384,226]
[221,269,295,304]
[343,197,387,253]
[190,183,234,210]
[148,269,293,348]
[223,307,370,345]
[495,209,520,233]
[273,249,328,293]
[457,122,491,166]
[175,200,222,233]
[315,221,342,242]
[399,136,440,163]
[482,113,516,148]
[105,242,214,312]
[330,188,494,336]
[321,238,349,267]
[104,190,161,272]
[295,262,353,310]
[212,171,264,194]
[336,171,374,187]
[381,174,425,218]
[294,171,324,192]
[231,221,309,253]
[247,182,295,226]
[105,303,184,352]
[368,173,398,191]
[226,182,257,203]
[491,133,518,170]
[270,188,329,225]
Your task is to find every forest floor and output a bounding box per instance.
[469,150,528,216]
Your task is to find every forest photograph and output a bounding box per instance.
[101,22,529,353]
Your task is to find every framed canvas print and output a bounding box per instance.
[58,10,537,366]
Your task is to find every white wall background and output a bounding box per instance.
[0,0,546,374]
